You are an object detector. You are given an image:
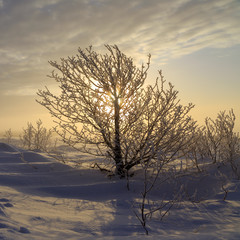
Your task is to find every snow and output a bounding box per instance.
[0,142,240,239]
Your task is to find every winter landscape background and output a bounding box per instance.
[1,0,240,239]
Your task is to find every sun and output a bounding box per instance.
[89,78,123,115]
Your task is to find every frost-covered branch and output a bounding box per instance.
[37,45,196,176]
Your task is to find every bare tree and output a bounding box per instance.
[217,110,240,178]
[133,154,187,235]
[20,122,34,150]
[37,45,196,176]
[182,126,206,172]
[200,110,239,161]
[20,119,52,151]
[217,110,239,163]
[3,128,13,144]
[202,117,222,164]
[198,109,240,178]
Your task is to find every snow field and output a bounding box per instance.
[0,142,240,239]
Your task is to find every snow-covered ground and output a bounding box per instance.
[0,142,240,240]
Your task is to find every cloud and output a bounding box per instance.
[0,0,239,95]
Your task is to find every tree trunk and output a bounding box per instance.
[114,97,125,177]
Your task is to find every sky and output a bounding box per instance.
[0,0,240,134]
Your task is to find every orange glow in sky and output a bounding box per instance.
[0,0,240,134]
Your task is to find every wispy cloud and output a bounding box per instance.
[0,0,239,95]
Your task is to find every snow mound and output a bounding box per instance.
[0,142,18,152]
[0,150,53,164]
[20,151,52,163]
[33,181,127,201]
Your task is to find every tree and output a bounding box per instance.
[37,45,196,177]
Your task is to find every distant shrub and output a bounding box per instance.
[20,119,52,151]
[192,109,240,178]
[3,128,13,144]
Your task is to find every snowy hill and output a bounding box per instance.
[0,142,240,239]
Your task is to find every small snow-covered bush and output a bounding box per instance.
[195,110,240,178]
[3,128,13,144]
[20,119,52,151]
[180,126,205,172]
[133,156,185,235]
